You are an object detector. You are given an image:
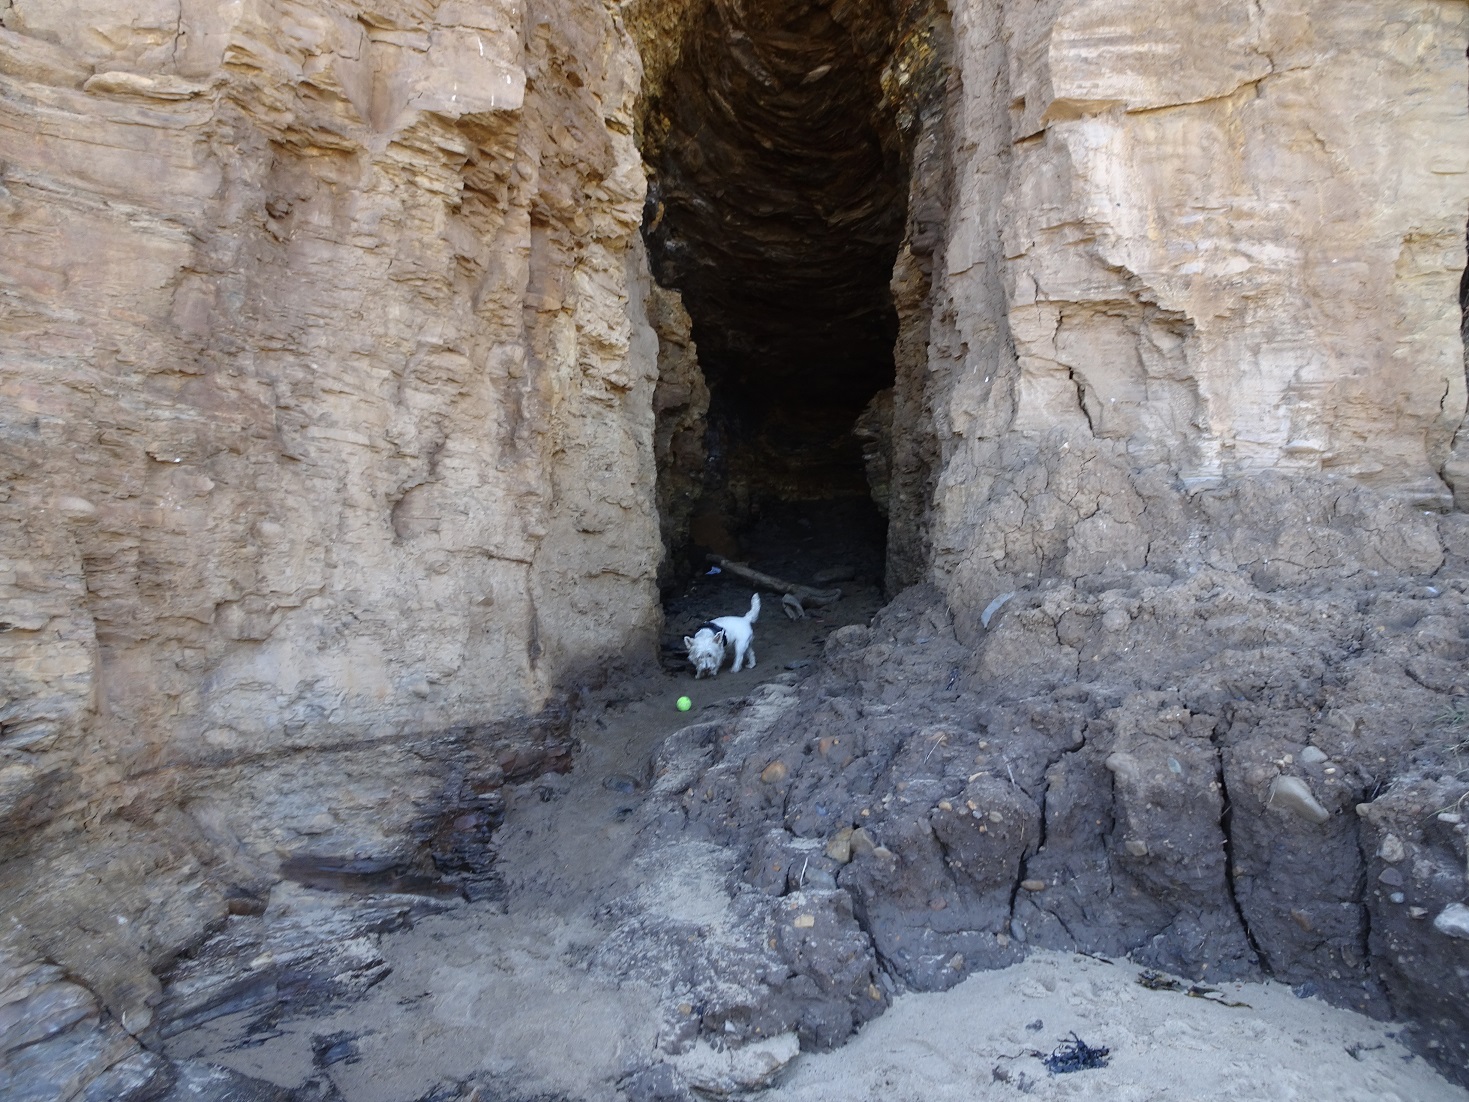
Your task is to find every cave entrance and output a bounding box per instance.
[635,0,908,600]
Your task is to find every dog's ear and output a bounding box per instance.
[683,636,695,650]
[715,630,726,644]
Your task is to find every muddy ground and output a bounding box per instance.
[149,500,1469,1101]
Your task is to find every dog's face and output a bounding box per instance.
[683,628,726,678]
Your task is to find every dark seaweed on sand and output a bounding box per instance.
[1043,1032,1111,1074]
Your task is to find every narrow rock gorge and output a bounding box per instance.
[3,0,1469,1099]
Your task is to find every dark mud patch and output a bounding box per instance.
[641,571,1469,1084]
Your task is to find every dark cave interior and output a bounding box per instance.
[639,0,909,581]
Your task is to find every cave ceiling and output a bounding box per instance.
[639,0,908,418]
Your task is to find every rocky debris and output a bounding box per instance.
[1355,776,1469,1074]
[1433,904,1469,940]
[621,1062,693,1102]
[1264,776,1332,825]
[671,1032,800,1095]
[155,1061,333,1102]
[633,571,1469,1082]
[1041,1032,1111,1074]
[0,946,173,1102]
[149,884,434,1044]
[587,828,888,1057]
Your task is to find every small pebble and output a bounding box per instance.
[1266,776,1330,825]
[1020,879,1047,892]
[1433,903,1469,940]
[825,827,854,864]
[1300,746,1329,764]
[760,761,789,784]
[1377,833,1406,863]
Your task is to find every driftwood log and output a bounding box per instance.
[704,554,843,607]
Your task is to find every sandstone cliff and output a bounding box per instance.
[3,0,1469,1097]
[1,0,663,1067]
[905,0,1469,633]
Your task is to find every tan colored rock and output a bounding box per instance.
[853,388,895,518]
[649,284,709,584]
[1377,833,1408,864]
[1267,776,1332,825]
[1,0,658,823]
[826,826,855,864]
[671,1032,801,1095]
[908,0,1469,628]
[0,0,659,1072]
[3,0,1469,1093]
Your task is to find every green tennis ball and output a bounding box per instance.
[676,695,692,712]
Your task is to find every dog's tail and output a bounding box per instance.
[747,592,761,623]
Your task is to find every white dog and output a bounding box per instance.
[683,593,761,678]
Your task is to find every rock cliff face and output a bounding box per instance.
[3,0,1469,1096]
[1,0,661,1063]
[901,0,1469,632]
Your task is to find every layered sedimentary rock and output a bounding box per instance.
[3,0,1469,1095]
[894,0,1469,631]
[0,0,661,1073]
[647,283,709,585]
